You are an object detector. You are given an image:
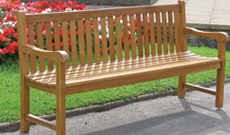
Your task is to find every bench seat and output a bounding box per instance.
[25,51,220,94]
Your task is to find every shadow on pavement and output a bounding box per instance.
[84,98,230,135]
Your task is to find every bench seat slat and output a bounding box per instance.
[25,52,220,88]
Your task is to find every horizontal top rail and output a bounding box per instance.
[25,4,181,23]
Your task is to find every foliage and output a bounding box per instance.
[0,0,87,64]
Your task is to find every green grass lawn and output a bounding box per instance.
[1,45,230,123]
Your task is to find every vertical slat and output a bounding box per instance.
[115,16,123,61]
[100,17,108,63]
[53,21,61,51]
[174,11,180,52]
[130,15,136,59]
[156,12,162,55]
[162,12,168,54]
[61,21,70,68]
[78,19,86,65]
[143,13,149,56]
[70,20,78,67]
[37,23,45,72]
[136,14,143,57]
[93,18,101,64]
[122,15,130,60]
[45,22,54,70]
[149,13,156,56]
[85,18,94,65]
[28,23,37,73]
[108,16,115,62]
[168,12,174,53]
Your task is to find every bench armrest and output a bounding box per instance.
[22,44,69,63]
[184,27,230,42]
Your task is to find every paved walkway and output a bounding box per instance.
[1,0,230,135]
[2,83,230,135]
[155,0,230,30]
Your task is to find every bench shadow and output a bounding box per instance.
[83,98,230,135]
[17,98,230,135]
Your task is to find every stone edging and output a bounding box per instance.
[1,78,230,133]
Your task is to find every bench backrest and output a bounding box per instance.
[17,0,186,73]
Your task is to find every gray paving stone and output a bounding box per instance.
[187,15,211,24]
[212,10,230,16]
[186,7,213,12]
[186,3,214,8]
[154,0,178,5]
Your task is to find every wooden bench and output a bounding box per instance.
[16,0,229,135]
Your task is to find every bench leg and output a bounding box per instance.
[56,92,66,135]
[20,85,30,132]
[216,67,225,108]
[178,75,186,98]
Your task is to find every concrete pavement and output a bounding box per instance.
[155,0,230,30]
[2,83,230,135]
